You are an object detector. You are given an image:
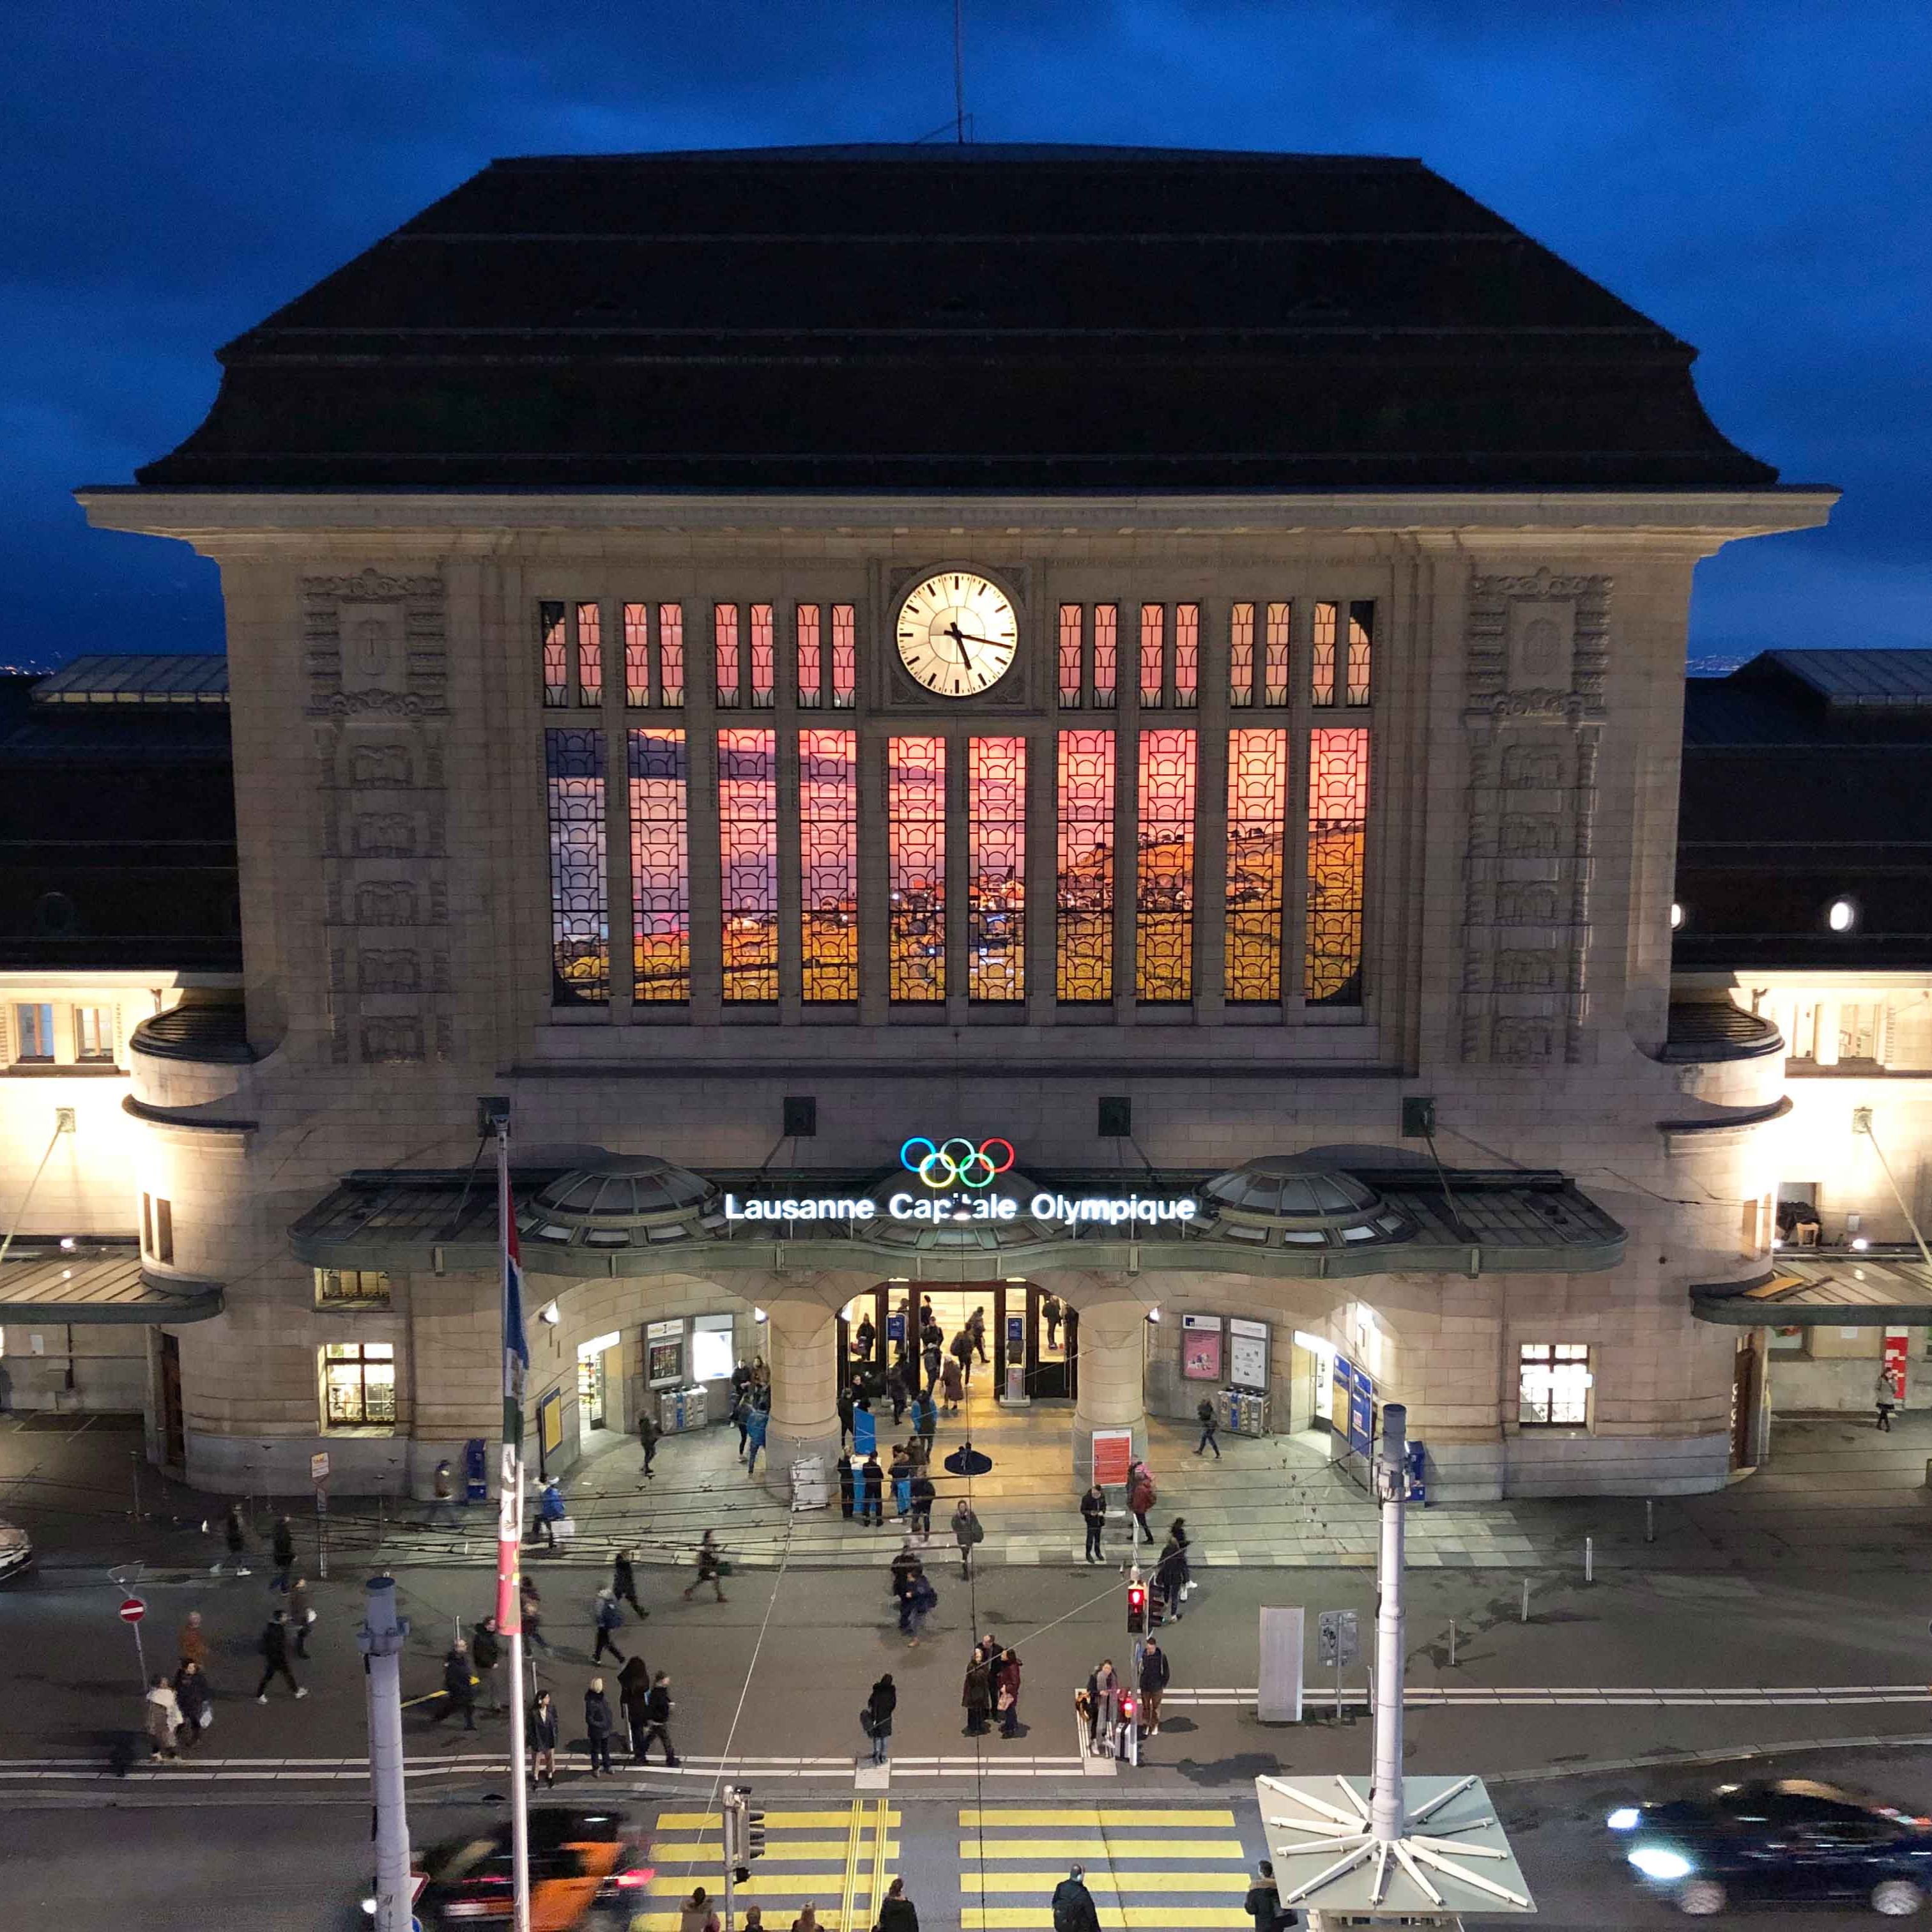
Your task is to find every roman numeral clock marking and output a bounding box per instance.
[894,571,1018,698]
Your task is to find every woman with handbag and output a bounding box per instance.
[994,1648,1022,1737]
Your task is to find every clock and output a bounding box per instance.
[894,571,1018,698]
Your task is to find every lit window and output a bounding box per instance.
[323,1342,397,1427]
[801,729,859,1002]
[1827,898,1858,933]
[968,737,1026,1002]
[1174,604,1199,710]
[1057,730,1115,1002]
[690,1313,735,1383]
[1346,601,1374,707]
[1225,729,1288,1003]
[1058,604,1084,708]
[887,736,947,1002]
[546,730,608,1006]
[12,1002,54,1062]
[575,602,602,708]
[796,604,823,709]
[622,603,650,707]
[1518,1342,1589,1426]
[714,604,741,709]
[315,1268,391,1309]
[631,729,689,1003]
[1306,726,1369,1006]
[539,602,567,708]
[74,1006,114,1062]
[829,604,857,709]
[1229,603,1255,709]
[1136,728,1197,1002]
[1139,603,1165,708]
[749,604,776,709]
[718,728,778,1002]
[657,604,686,708]
[1092,604,1117,709]
[1310,602,1337,708]
[142,1193,173,1265]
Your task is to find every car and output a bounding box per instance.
[1609,1777,1932,1916]
[361,1807,653,1931]
[0,1520,32,1584]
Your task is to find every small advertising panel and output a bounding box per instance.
[646,1317,684,1388]
[1181,1312,1223,1381]
[1347,1364,1376,1457]
[1229,1317,1269,1392]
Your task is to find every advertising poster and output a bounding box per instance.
[1229,1317,1268,1391]
[1884,1330,1910,1403]
[1181,1314,1223,1381]
[1347,1365,1376,1457]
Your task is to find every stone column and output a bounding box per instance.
[755,1272,873,1499]
[1038,1271,1151,1490]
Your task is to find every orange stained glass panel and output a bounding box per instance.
[717,728,778,1000]
[1224,728,1287,1002]
[629,728,689,1002]
[968,737,1026,1002]
[1306,724,1368,1004]
[888,736,946,1002]
[1136,728,1197,1002]
[1056,728,1115,1002]
[799,728,857,1001]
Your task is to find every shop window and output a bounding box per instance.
[12,1002,54,1062]
[74,1006,114,1062]
[315,1268,392,1309]
[323,1342,397,1427]
[691,1313,735,1383]
[1518,1342,1589,1426]
[629,728,690,1003]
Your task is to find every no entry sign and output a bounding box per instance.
[119,1597,146,1623]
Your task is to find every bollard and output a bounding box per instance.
[1645,1498,1655,1544]
[1585,1536,1594,1585]
[1448,1619,1457,1668]
[1520,1577,1529,1623]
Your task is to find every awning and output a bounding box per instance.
[1692,1255,1932,1326]
[0,1252,222,1325]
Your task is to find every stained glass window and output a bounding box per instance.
[796,604,823,709]
[800,728,858,1001]
[540,601,567,708]
[1266,601,1292,707]
[1139,603,1165,707]
[1225,728,1288,1002]
[749,604,776,709]
[576,602,602,707]
[623,603,649,707]
[1059,604,1084,707]
[1174,604,1199,709]
[658,603,685,708]
[1057,729,1115,1002]
[714,603,741,709]
[1229,602,1255,709]
[546,728,608,1005]
[969,737,1026,1002]
[629,728,689,1003]
[1307,725,1368,1004]
[888,736,946,1002]
[1347,600,1375,707]
[1092,604,1118,709]
[1136,728,1197,1002]
[1311,601,1337,708]
[717,728,778,1000]
[831,604,857,709]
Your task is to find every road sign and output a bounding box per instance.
[119,1596,146,1623]
[1317,1608,1358,1666]
[310,1451,330,1483]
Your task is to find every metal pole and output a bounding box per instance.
[1585,1535,1594,1586]
[494,1116,532,1932]
[131,1617,147,1690]
[130,1450,143,1521]
[1645,1498,1655,1544]
[724,1791,737,1932]
[1448,1618,1457,1669]
[317,1485,331,1581]
[1370,1402,1407,1842]
[1520,1577,1529,1623]
[359,1575,412,1932]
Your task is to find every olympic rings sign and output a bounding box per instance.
[899,1135,1016,1191]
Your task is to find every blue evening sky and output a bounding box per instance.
[3,1,1924,668]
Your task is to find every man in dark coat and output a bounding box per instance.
[613,1547,647,1619]
[470,1616,503,1712]
[583,1676,616,1776]
[864,1671,896,1766]
[861,1453,885,1527]
[438,1641,476,1731]
[1052,1865,1101,1932]
[1137,1636,1170,1735]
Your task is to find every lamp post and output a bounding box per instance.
[358,1575,412,1932]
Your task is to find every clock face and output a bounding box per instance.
[894,571,1019,698]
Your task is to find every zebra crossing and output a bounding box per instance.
[632,1800,895,1931]
[957,1804,1256,1929]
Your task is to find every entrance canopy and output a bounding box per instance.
[0,1248,222,1324]
[290,1149,1625,1283]
[1694,1254,1932,1326]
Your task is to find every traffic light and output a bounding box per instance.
[1117,1692,1137,1726]
[721,1793,741,1872]
[1126,1581,1147,1634]
[724,1785,764,1883]
[1148,1588,1167,1630]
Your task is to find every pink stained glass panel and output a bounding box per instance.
[1136,728,1197,1002]
[714,603,740,709]
[1310,601,1337,708]
[1139,602,1165,708]
[968,737,1026,1002]
[545,728,606,1004]
[831,604,857,709]
[1229,602,1254,709]
[1174,603,1199,710]
[1092,604,1117,709]
[717,727,778,1000]
[795,604,822,709]
[749,603,775,709]
[1057,728,1115,1002]
[1224,728,1289,1002]
[576,602,602,707]
[888,735,946,1002]
[800,728,858,1001]
[623,603,649,707]
[1059,604,1083,707]
[657,604,685,708]
[540,601,567,708]
[1266,601,1292,707]
[629,728,689,1003]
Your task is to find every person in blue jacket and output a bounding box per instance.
[536,1479,567,1551]
[744,1400,770,1477]
[852,1396,878,1458]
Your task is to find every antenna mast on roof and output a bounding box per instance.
[953,0,970,142]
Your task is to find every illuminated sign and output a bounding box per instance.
[900,1136,1015,1190]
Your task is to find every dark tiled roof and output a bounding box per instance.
[134,144,1776,492]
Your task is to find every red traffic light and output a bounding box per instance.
[1126,1582,1147,1634]
[1119,1694,1137,1720]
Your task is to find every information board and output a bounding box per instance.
[1229,1317,1269,1391]
[1347,1365,1376,1457]
[1091,1427,1134,1487]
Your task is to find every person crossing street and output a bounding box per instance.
[683,1529,728,1602]
[1052,1864,1101,1932]
[254,1610,306,1701]
[951,1498,982,1578]
[636,1670,678,1765]
[592,1586,627,1665]
[471,1615,503,1712]
[613,1546,648,1620]
[1195,1397,1222,1459]
[270,1515,296,1592]
[438,1641,477,1731]
[583,1677,616,1777]
[864,1671,896,1766]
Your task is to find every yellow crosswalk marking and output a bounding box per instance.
[963,1912,1249,1929]
[961,1838,1243,1860]
[654,1837,895,1862]
[643,1873,858,1896]
[962,1873,1249,1894]
[959,1808,1236,1827]
[656,1808,900,1828]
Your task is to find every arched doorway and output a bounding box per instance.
[834,1281,1078,1404]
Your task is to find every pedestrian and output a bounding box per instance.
[1052,1864,1101,1932]
[1080,1483,1107,1564]
[178,1609,209,1674]
[963,1647,993,1736]
[854,1314,877,1364]
[887,1363,909,1427]
[1138,1634,1169,1735]
[144,1673,182,1761]
[969,1307,988,1363]
[683,1529,728,1602]
[1042,1294,1062,1351]
[1195,1397,1222,1459]
[745,1399,770,1477]
[172,1658,211,1749]
[891,1538,921,1600]
[909,1471,935,1542]
[618,1654,654,1760]
[289,1574,314,1657]
[950,1328,974,1389]
[853,1397,878,1459]
[471,1616,503,1711]
[1126,1462,1156,1545]
[1877,1364,1899,1432]
[790,1908,823,1932]
[861,1452,885,1527]
[906,1567,937,1648]
[270,1515,296,1592]
[889,1445,912,1520]
[875,1874,919,1931]
[1167,1517,1194,1616]
[537,1479,567,1551]
[951,1499,982,1579]
[921,1335,942,1397]
[742,1908,767,1932]
[916,1391,939,1462]
[680,1887,721,1932]
[613,1546,648,1620]
[838,1452,857,1520]
[592,1587,627,1665]
[430,1459,459,1527]
[1245,1859,1298,1931]
[1085,1660,1117,1753]
[838,1385,856,1450]
[439,1641,477,1731]
[583,1676,616,1776]
[1155,1535,1186,1623]
[940,1354,965,1414]
[638,1409,662,1480]
[214,1501,250,1576]
[520,1573,551,1654]
[638,1669,678,1765]
[864,1671,896,1766]
[530,1688,559,1786]
[995,1646,1022,1736]
[254,1609,306,1701]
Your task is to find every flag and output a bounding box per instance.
[502,1215,529,1451]
[496,1135,527,1635]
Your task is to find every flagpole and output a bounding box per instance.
[494,1114,532,1932]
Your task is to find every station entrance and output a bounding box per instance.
[837,1282,1078,1402]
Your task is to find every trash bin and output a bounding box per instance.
[790,1455,829,1512]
